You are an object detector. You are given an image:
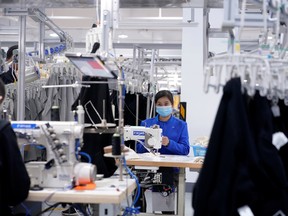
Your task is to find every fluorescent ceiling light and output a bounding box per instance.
[50,33,58,37]
[118,34,128,39]
[267,36,273,40]
[48,16,92,20]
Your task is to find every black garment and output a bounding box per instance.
[110,91,149,125]
[247,92,288,215]
[72,76,117,178]
[124,93,148,126]
[125,93,149,150]
[192,78,288,216]
[0,68,17,84]
[273,100,288,178]
[91,42,100,54]
[110,92,148,150]
[0,120,30,215]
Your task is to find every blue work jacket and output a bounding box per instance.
[136,115,190,155]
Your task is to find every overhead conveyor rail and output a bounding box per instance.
[4,7,73,49]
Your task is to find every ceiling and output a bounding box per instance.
[0,0,262,8]
[0,6,194,53]
[0,0,262,56]
[0,0,222,8]
[0,0,264,92]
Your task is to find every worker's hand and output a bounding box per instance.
[162,136,170,147]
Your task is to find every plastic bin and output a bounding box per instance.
[192,145,207,157]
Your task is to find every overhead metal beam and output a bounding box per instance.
[0,41,86,48]
[118,20,198,29]
[0,0,95,8]
[209,28,229,38]
[28,8,67,42]
[113,42,182,49]
[0,0,262,9]
[4,8,72,49]
[0,0,225,8]
[119,0,213,8]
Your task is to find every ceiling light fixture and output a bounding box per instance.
[49,33,58,37]
[118,34,128,39]
[48,16,92,20]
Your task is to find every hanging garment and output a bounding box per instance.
[59,75,67,121]
[42,73,60,120]
[111,91,149,150]
[124,93,148,126]
[125,93,148,150]
[192,78,288,216]
[272,100,288,185]
[0,67,17,84]
[0,120,30,215]
[65,75,75,121]
[0,63,81,120]
[72,76,117,178]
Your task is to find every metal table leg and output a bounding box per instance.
[177,168,185,216]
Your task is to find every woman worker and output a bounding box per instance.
[136,90,190,214]
[137,89,190,155]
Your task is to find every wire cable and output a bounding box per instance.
[73,133,92,163]
[86,204,93,216]
[72,203,89,216]
[47,205,57,216]
[79,152,92,163]
[35,202,62,216]
[122,157,141,216]
[21,203,31,216]
[125,169,131,209]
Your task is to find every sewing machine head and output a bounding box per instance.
[12,121,96,189]
[123,125,162,150]
[13,121,82,163]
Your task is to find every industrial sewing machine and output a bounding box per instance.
[123,125,162,153]
[123,125,176,212]
[12,121,96,189]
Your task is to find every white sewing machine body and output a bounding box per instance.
[12,121,95,189]
[123,125,162,150]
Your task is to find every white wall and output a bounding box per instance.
[181,8,227,183]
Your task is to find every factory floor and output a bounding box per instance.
[184,192,194,215]
[148,192,194,215]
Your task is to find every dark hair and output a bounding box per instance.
[0,79,5,104]
[155,90,173,105]
[6,45,18,61]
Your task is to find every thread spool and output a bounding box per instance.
[51,106,60,121]
[112,133,121,156]
[76,104,85,124]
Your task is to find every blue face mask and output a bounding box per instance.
[156,106,173,117]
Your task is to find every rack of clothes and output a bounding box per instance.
[0,62,82,121]
[121,54,181,124]
[193,53,288,216]
[41,63,82,121]
[204,53,288,102]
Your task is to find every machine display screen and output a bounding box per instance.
[66,55,115,78]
